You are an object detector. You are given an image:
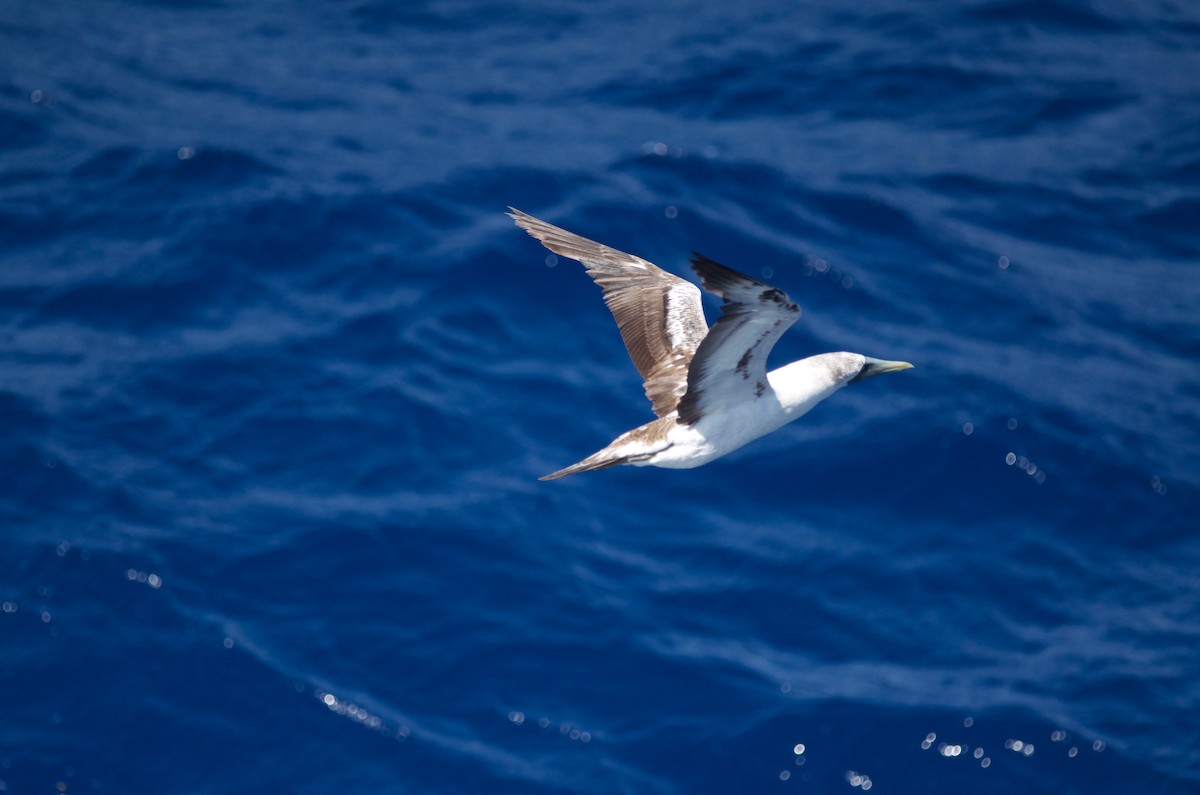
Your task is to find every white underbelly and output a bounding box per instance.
[642,402,792,469]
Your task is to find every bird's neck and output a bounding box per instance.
[767,353,859,416]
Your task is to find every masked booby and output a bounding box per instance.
[510,208,912,481]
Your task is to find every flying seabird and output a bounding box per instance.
[510,208,913,481]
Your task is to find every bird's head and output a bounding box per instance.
[771,353,913,415]
[848,355,914,384]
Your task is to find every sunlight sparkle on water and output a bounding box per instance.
[845,770,873,790]
[642,140,687,158]
[923,723,997,768]
[315,689,398,738]
[126,568,163,589]
[799,254,856,289]
[1005,738,1035,756]
[510,713,591,742]
[1006,452,1046,484]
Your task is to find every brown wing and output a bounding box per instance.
[510,208,708,418]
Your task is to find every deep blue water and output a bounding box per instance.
[2,1,1199,792]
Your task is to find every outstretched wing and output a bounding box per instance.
[675,253,801,426]
[510,208,709,418]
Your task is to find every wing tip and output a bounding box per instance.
[507,206,542,235]
[690,252,747,279]
[689,252,798,313]
[688,252,761,295]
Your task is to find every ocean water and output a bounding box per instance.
[2,1,1198,792]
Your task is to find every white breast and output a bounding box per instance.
[639,357,854,470]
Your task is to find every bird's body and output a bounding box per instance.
[509,209,912,480]
[598,355,859,468]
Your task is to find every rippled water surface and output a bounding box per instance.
[2,1,1198,792]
